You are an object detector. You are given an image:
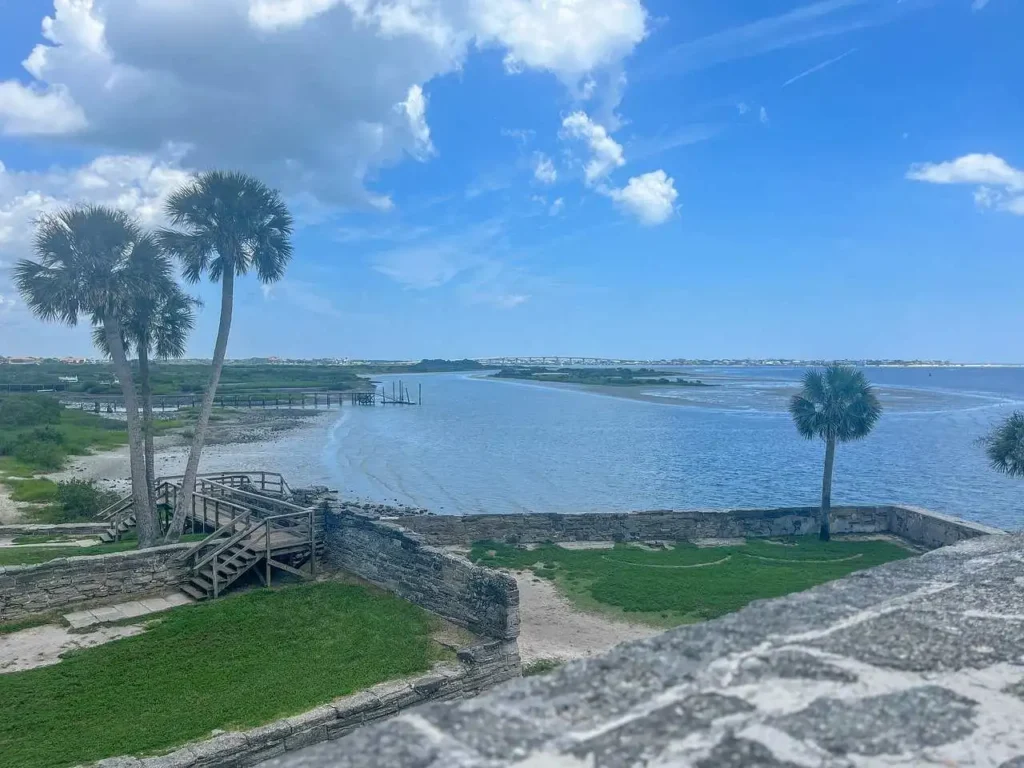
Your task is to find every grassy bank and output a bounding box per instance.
[0,394,183,522]
[0,581,453,767]
[472,537,913,626]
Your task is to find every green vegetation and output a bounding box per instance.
[522,658,563,677]
[0,395,133,474]
[492,367,711,387]
[982,410,1024,478]
[472,537,912,626]
[6,478,59,503]
[0,582,452,767]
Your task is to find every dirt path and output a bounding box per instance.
[513,572,660,665]
[0,623,145,673]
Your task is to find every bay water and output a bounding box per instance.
[313,367,1024,530]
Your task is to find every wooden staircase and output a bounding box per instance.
[180,538,262,600]
[95,471,319,602]
[97,496,136,543]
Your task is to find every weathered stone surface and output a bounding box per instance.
[0,544,191,623]
[771,686,978,756]
[269,533,1024,767]
[322,508,519,640]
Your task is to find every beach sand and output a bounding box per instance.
[513,572,660,665]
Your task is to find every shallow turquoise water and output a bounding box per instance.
[317,367,1024,530]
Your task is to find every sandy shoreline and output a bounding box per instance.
[0,410,337,521]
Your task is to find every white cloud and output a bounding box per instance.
[561,111,625,185]
[398,84,435,160]
[5,0,648,209]
[908,153,1024,216]
[907,153,1024,189]
[971,0,991,10]
[533,153,557,184]
[736,102,749,115]
[605,169,677,225]
[549,197,564,216]
[0,150,191,255]
[759,106,770,124]
[0,81,87,136]
[471,0,646,83]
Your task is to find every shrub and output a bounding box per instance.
[0,395,61,428]
[13,441,64,471]
[0,433,17,457]
[26,426,65,445]
[54,479,119,521]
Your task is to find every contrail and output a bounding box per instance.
[782,47,858,87]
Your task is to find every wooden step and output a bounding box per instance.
[180,583,208,600]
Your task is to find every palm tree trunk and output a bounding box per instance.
[138,344,158,531]
[166,269,234,542]
[104,319,157,548]
[819,436,836,542]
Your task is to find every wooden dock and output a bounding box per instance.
[58,385,421,412]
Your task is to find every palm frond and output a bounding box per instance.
[983,411,1024,478]
[160,170,293,286]
[789,364,882,443]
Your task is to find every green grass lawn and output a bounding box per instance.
[0,582,452,767]
[472,536,914,627]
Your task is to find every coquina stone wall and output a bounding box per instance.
[0,544,190,622]
[391,504,1001,549]
[91,639,521,768]
[322,508,519,641]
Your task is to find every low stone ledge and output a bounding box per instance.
[88,641,521,768]
[0,522,113,537]
[391,503,1000,550]
[0,544,191,623]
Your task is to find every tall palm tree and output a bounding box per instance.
[982,411,1024,478]
[158,171,293,541]
[93,281,197,517]
[13,206,160,546]
[789,365,882,541]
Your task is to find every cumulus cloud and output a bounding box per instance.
[533,153,557,184]
[759,106,769,124]
[1,0,647,209]
[0,151,191,255]
[471,0,646,83]
[908,153,1024,215]
[549,197,564,216]
[560,111,625,185]
[605,170,677,225]
[0,82,87,136]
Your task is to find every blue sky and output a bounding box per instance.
[0,0,1021,362]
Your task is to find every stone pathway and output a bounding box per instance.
[63,592,192,629]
